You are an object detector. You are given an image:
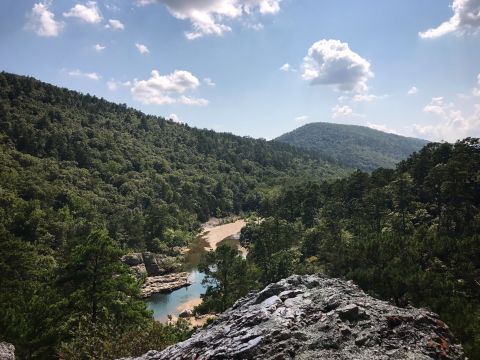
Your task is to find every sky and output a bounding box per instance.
[0,0,479,142]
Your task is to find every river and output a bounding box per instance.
[146,219,247,321]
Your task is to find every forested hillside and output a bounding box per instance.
[197,139,480,358]
[0,72,347,358]
[276,122,428,171]
[0,72,346,253]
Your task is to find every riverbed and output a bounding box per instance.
[146,219,247,321]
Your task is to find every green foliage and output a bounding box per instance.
[276,121,428,171]
[197,244,259,313]
[58,318,192,360]
[258,138,480,359]
[57,229,149,328]
[242,218,302,285]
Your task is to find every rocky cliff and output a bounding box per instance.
[124,275,465,360]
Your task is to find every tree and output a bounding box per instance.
[197,244,259,313]
[58,228,149,329]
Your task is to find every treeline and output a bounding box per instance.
[198,139,480,358]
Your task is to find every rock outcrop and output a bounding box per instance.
[140,272,192,298]
[125,274,465,360]
[122,252,183,278]
[0,342,15,360]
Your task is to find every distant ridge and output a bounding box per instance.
[275,122,429,171]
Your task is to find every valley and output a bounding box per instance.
[0,73,478,359]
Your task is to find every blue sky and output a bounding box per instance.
[1,0,479,141]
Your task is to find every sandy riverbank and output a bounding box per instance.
[201,219,247,251]
[176,298,203,313]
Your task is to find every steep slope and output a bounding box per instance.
[275,122,428,171]
[124,275,465,360]
[0,72,347,252]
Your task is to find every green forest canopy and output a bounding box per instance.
[275,121,428,171]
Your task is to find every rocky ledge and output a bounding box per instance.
[126,274,465,360]
[140,272,192,298]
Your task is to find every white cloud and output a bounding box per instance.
[302,39,373,93]
[407,86,419,95]
[352,93,387,102]
[366,122,399,135]
[105,19,124,30]
[168,113,182,123]
[332,105,353,118]
[26,2,64,37]
[135,43,150,54]
[419,0,480,39]
[131,69,208,105]
[107,79,131,91]
[414,96,480,141]
[203,78,216,86]
[137,0,281,39]
[93,43,105,52]
[294,115,309,123]
[67,69,101,80]
[280,63,291,72]
[63,1,102,23]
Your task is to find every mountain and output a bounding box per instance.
[0,72,347,253]
[125,274,465,360]
[275,122,429,171]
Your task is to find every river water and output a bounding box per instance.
[146,222,246,321]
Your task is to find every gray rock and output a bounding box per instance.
[140,272,192,298]
[122,252,183,278]
[0,342,15,360]
[122,274,465,360]
[122,253,144,266]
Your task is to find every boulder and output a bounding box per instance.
[121,252,183,278]
[140,272,192,298]
[122,253,144,266]
[123,274,465,360]
[0,342,15,360]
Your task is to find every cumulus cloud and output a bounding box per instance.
[26,2,64,37]
[135,43,150,54]
[331,105,353,118]
[419,0,480,39]
[280,63,291,72]
[203,78,216,86]
[63,1,102,23]
[131,69,208,105]
[302,39,373,93]
[366,122,399,135]
[168,113,182,123]
[67,69,101,80]
[137,0,281,39]
[105,19,124,30]
[294,115,309,123]
[407,86,419,95]
[414,96,480,141]
[93,43,105,52]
